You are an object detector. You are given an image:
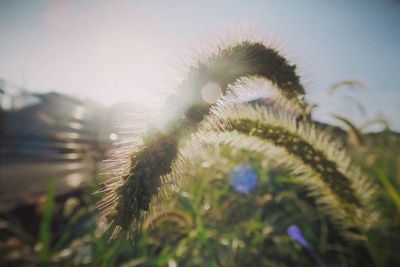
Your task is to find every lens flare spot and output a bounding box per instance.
[66,173,83,188]
[201,83,222,104]
[109,133,118,141]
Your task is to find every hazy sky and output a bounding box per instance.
[0,0,399,130]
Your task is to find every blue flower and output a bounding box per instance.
[287,225,310,248]
[287,225,325,265]
[229,163,258,194]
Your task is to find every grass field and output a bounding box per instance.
[1,114,399,267]
[1,39,400,267]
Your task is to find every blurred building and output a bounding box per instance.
[0,85,113,212]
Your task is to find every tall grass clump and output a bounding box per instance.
[97,33,386,265]
[176,99,380,240]
[97,37,309,239]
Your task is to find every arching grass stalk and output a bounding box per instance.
[160,102,380,240]
[97,39,308,239]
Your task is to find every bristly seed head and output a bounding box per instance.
[97,36,309,239]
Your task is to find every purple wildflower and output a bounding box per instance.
[287,225,310,248]
[229,163,258,194]
[287,225,325,265]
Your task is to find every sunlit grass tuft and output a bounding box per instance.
[97,37,309,239]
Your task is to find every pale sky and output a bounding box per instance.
[0,0,399,131]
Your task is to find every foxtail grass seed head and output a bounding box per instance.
[180,102,380,239]
[98,35,309,239]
